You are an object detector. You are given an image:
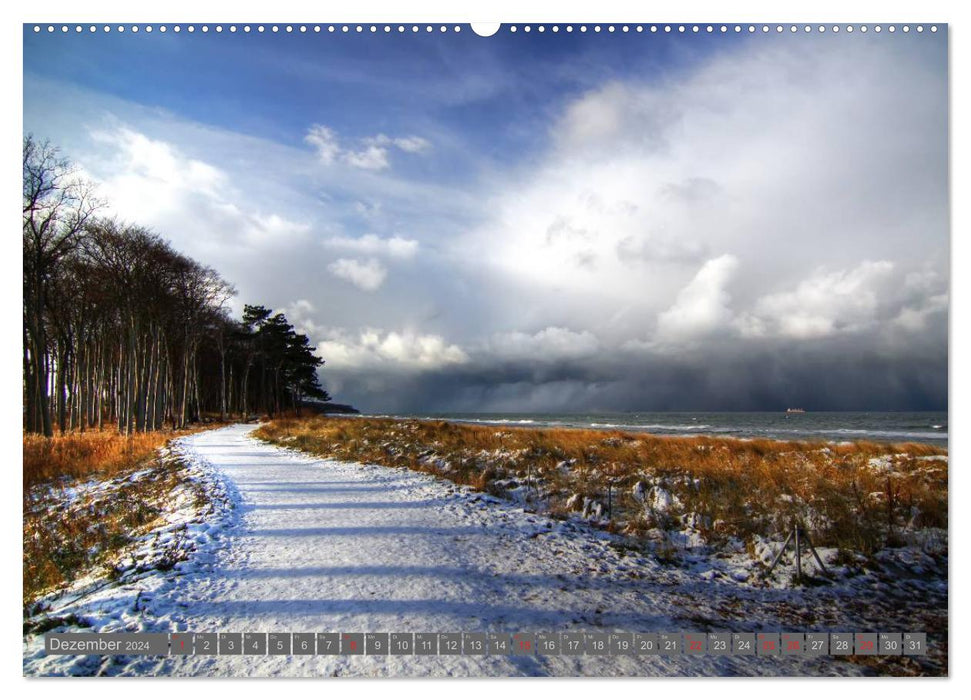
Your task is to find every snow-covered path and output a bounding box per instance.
[26,424,862,677]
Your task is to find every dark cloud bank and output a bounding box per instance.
[327,338,947,414]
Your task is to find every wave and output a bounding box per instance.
[585,424,948,442]
[828,428,948,440]
[369,412,947,444]
[747,426,948,441]
[445,417,538,425]
[590,422,712,432]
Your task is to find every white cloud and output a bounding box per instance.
[25,41,945,411]
[656,255,739,342]
[392,135,431,153]
[20,80,482,353]
[281,301,468,373]
[365,133,431,153]
[327,257,388,291]
[343,144,391,171]
[317,328,469,370]
[304,124,341,164]
[304,125,430,171]
[90,127,223,214]
[554,81,674,156]
[456,37,947,345]
[87,126,310,248]
[616,232,708,265]
[281,299,325,339]
[638,258,946,347]
[353,200,382,219]
[893,294,948,332]
[892,269,949,332]
[323,233,419,259]
[740,260,896,340]
[487,327,600,362]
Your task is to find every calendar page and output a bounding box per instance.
[21,11,949,681]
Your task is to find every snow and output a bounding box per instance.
[649,486,680,513]
[23,424,940,677]
[866,456,894,472]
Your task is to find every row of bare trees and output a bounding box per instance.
[23,135,329,436]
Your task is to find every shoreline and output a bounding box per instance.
[355,412,949,448]
[254,416,947,675]
[22,421,948,676]
[27,425,944,677]
[255,415,946,554]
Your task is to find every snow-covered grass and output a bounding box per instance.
[23,425,947,676]
[255,417,947,558]
[248,418,948,674]
[23,442,233,612]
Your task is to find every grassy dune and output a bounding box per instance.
[255,416,948,559]
[23,430,176,490]
[23,427,214,608]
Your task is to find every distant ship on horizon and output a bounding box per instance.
[786,408,806,414]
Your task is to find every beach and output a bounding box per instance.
[24,423,948,676]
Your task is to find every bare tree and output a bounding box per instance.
[23,137,328,437]
[23,135,100,435]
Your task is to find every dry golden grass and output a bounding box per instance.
[23,431,172,490]
[23,424,221,608]
[256,416,948,557]
[22,422,225,490]
[23,452,204,607]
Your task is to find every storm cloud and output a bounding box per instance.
[315,35,947,412]
[23,28,948,413]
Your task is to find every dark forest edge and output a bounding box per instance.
[24,134,330,438]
